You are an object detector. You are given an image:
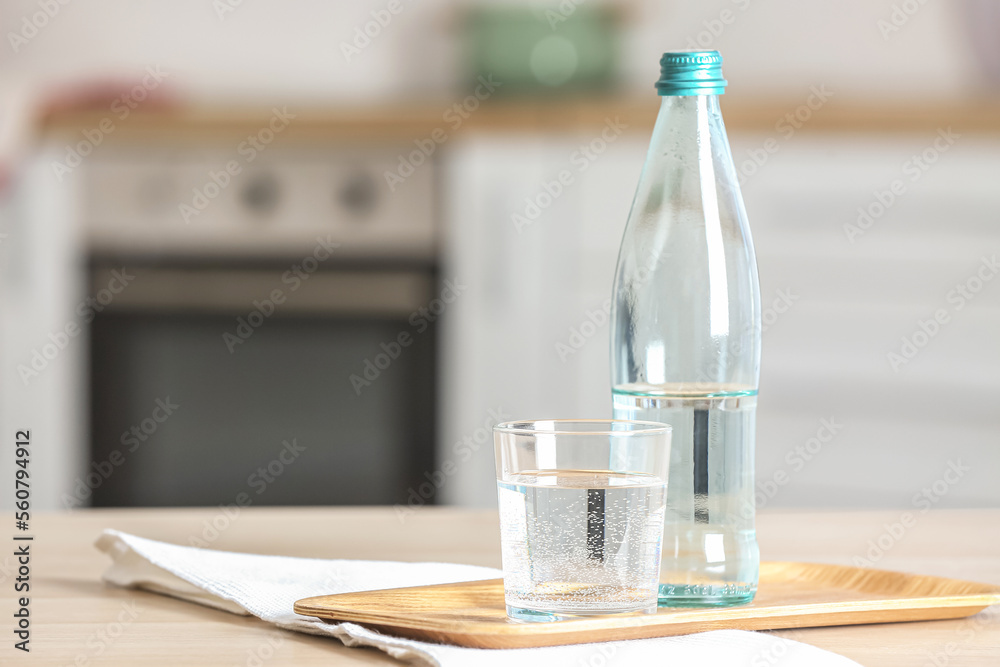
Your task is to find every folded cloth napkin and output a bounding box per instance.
[96,530,861,667]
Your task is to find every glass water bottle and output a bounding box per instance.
[610,51,761,607]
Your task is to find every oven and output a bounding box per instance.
[80,138,439,507]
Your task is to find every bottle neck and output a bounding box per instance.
[658,94,721,111]
[644,94,737,205]
[651,94,725,151]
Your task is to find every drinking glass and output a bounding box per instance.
[493,419,671,620]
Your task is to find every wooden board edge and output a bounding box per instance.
[297,594,1000,638]
[333,602,999,649]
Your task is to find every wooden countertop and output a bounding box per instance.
[38,98,1000,145]
[19,507,1000,665]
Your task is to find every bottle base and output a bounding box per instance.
[657,583,756,608]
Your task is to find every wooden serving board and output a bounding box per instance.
[294,562,1000,649]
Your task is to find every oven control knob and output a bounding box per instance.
[337,171,378,218]
[241,173,280,216]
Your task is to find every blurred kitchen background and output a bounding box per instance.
[1,0,998,511]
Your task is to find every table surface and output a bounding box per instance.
[13,507,1000,665]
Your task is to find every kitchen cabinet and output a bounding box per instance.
[441,129,1000,510]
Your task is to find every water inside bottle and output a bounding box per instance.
[612,383,759,606]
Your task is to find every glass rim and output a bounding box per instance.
[493,418,671,437]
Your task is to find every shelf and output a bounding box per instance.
[38,97,1000,144]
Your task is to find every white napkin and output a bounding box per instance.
[96,530,862,667]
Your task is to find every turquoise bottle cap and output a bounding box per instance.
[656,50,727,96]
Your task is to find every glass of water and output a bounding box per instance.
[494,419,671,620]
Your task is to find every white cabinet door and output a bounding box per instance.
[441,129,1000,511]
[735,132,1000,510]
[440,131,647,508]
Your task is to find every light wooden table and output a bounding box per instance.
[13,507,1000,665]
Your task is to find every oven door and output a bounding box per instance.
[88,264,436,507]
